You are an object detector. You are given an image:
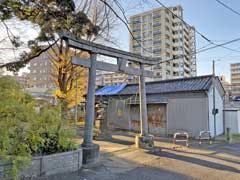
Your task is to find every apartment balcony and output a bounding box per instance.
[153,64,162,70]
[173,17,180,23]
[153,22,161,27]
[165,65,172,71]
[173,25,182,31]
[173,50,183,55]
[184,66,191,73]
[165,21,171,27]
[173,42,183,47]
[153,30,161,35]
[165,38,171,44]
[183,35,189,43]
[132,20,141,24]
[153,34,161,40]
[165,30,171,36]
[153,48,161,54]
[165,49,171,56]
[184,58,191,66]
[166,74,172,79]
[153,14,161,19]
[173,34,182,39]
[153,40,161,45]
[172,66,180,72]
[153,17,161,23]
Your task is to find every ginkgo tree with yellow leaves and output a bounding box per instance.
[51,49,88,119]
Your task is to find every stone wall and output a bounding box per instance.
[0,148,82,178]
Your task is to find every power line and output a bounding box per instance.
[215,0,240,16]
[197,37,240,53]
[196,43,213,51]
[154,0,240,53]
[151,36,240,66]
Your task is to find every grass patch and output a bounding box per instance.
[232,133,240,143]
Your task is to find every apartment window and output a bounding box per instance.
[143,16,148,22]
[153,22,161,27]
[142,24,147,31]
[153,14,161,19]
[166,52,171,57]
[165,43,170,49]
[143,32,147,38]
[165,34,170,40]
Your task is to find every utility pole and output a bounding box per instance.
[212,60,217,137]
[75,73,78,125]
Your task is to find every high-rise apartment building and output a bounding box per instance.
[129,5,196,80]
[230,63,240,97]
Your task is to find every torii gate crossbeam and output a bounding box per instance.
[61,33,157,164]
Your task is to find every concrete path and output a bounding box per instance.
[30,132,240,180]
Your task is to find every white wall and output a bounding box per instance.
[208,85,224,137]
[238,110,240,133]
[224,110,240,133]
[167,96,208,138]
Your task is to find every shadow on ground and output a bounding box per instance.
[147,149,240,174]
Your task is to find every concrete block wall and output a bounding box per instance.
[0,148,82,178]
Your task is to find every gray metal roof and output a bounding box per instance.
[118,75,214,95]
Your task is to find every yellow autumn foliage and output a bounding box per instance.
[51,50,88,109]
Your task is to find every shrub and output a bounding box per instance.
[0,77,77,180]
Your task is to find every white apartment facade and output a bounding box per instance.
[231,63,240,97]
[129,5,196,80]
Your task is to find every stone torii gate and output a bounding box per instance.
[61,34,157,165]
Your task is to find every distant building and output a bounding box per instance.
[28,52,55,88]
[129,5,196,80]
[12,72,32,88]
[96,72,132,86]
[219,75,231,101]
[25,87,56,104]
[230,63,240,97]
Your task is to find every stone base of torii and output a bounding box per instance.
[61,33,156,165]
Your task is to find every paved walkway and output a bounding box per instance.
[30,132,240,180]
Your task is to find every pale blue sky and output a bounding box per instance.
[113,0,240,82]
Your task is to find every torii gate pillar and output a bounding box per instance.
[135,63,154,149]
[82,52,100,164]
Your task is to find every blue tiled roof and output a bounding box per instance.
[117,75,214,95]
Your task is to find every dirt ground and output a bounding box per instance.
[30,131,240,180]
